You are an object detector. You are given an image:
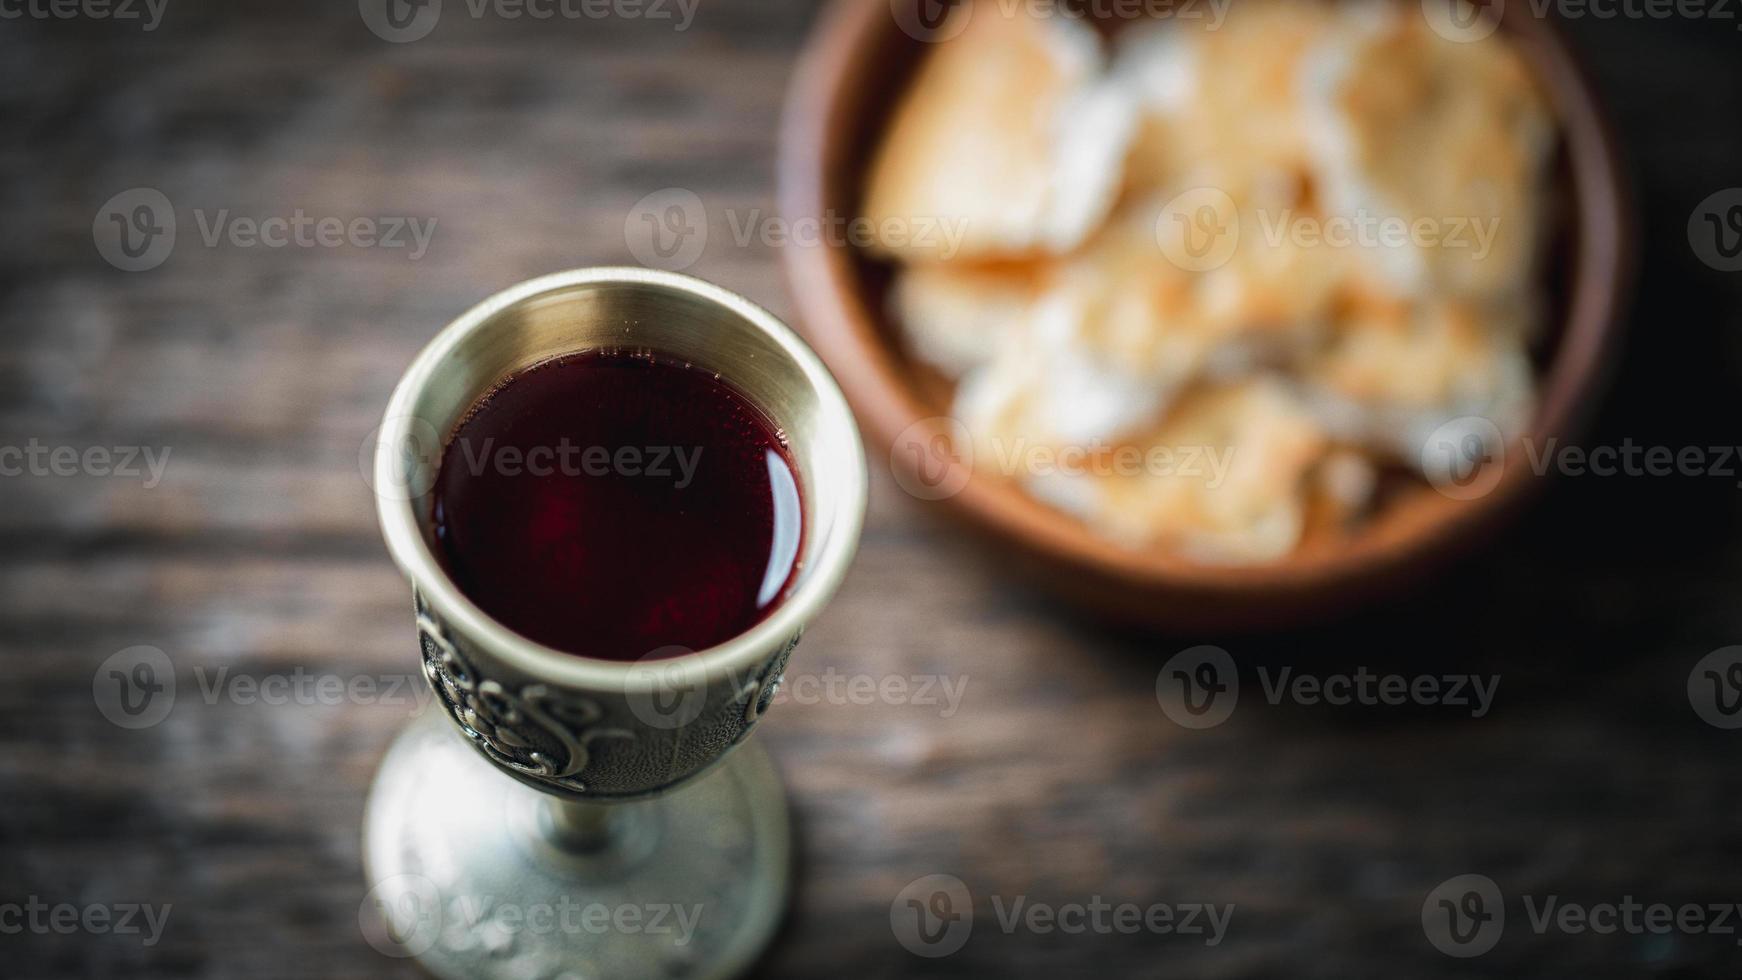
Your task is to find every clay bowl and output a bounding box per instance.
[777,0,1631,630]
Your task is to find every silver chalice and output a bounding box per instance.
[363,268,867,979]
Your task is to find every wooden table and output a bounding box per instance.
[3,2,1741,976]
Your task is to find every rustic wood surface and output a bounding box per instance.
[3,1,1742,977]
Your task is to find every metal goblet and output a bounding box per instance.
[363,268,867,980]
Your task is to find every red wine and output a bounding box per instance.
[431,351,803,660]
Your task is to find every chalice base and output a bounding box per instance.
[362,711,791,980]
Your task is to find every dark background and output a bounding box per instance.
[3,0,1742,976]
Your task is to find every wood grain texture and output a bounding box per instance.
[3,1,1742,977]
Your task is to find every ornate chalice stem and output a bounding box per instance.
[542,799,620,853]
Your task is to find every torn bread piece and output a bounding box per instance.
[953,313,1173,464]
[943,218,1215,459]
[942,211,1205,457]
[1053,195,1345,384]
[1026,379,1333,564]
[863,0,1136,261]
[947,196,1346,459]
[889,262,1045,377]
[1295,291,1537,464]
[1115,0,1337,201]
[1300,3,1555,299]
